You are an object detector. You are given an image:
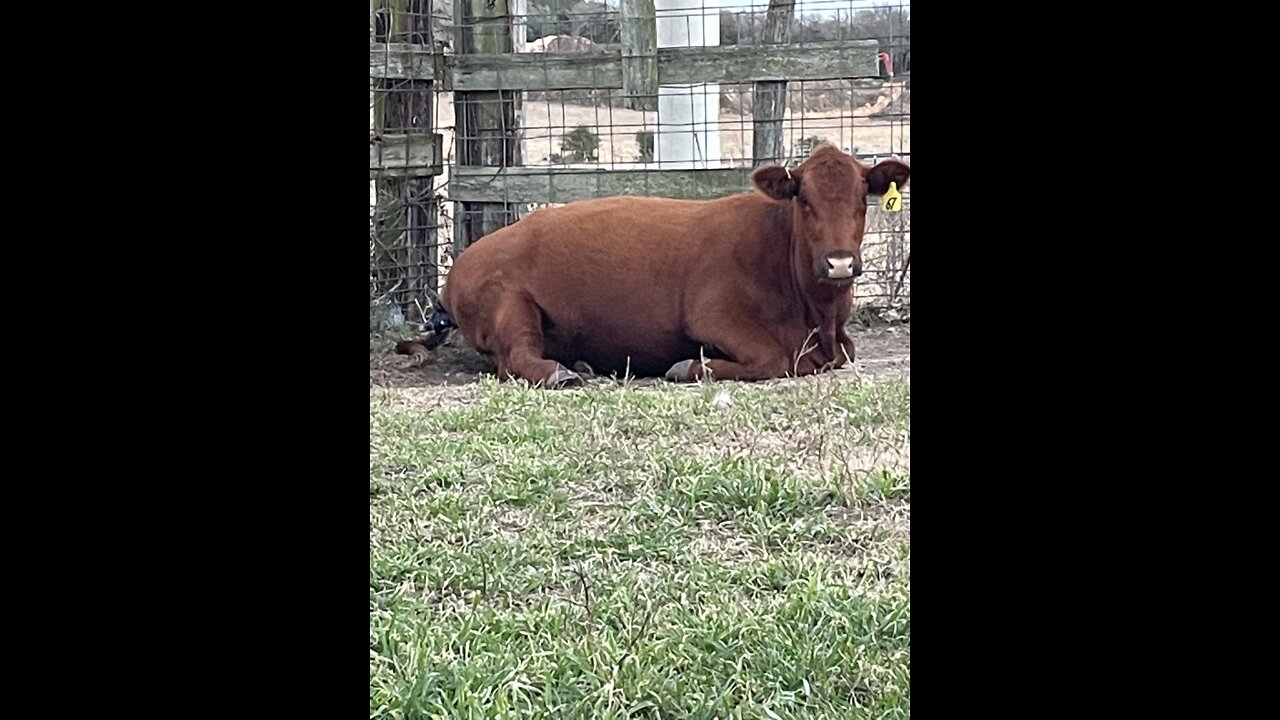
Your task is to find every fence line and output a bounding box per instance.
[371,0,911,331]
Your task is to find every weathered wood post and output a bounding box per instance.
[371,0,443,318]
[620,0,658,112]
[453,0,526,256]
[752,0,795,166]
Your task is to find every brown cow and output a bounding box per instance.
[428,144,909,386]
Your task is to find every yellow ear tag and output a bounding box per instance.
[881,181,903,212]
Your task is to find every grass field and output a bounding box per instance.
[370,372,911,719]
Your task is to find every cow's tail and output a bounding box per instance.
[394,288,458,362]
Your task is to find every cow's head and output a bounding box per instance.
[752,145,911,286]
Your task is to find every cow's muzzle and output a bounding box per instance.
[818,252,862,282]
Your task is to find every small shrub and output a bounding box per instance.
[636,130,654,162]
[559,125,600,163]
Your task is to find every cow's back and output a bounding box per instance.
[443,193,788,375]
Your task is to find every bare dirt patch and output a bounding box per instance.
[371,323,910,392]
[370,340,495,389]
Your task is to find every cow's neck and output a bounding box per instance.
[785,210,849,360]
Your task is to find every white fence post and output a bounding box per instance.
[654,0,721,169]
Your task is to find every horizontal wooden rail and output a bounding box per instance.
[370,40,881,91]
[449,165,759,203]
[370,133,445,177]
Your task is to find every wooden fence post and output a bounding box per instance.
[752,0,795,166]
[453,0,525,256]
[372,0,441,316]
[620,0,658,112]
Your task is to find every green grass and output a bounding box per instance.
[371,376,910,719]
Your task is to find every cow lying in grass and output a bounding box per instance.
[400,144,910,387]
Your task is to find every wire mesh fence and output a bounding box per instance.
[370,0,910,333]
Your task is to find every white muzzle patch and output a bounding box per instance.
[826,256,855,278]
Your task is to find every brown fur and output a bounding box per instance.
[440,144,910,384]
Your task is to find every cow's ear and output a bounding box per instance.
[752,165,799,201]
[865,159,910,196]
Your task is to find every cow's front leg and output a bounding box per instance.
[830,325,856,368]
[795,322,857,372]
[665,319,792,382]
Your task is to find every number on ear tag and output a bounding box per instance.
[882,181,903,212]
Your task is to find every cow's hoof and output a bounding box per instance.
[665,359,695,382]
[572,361,596,377]
[546,367,584,388]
